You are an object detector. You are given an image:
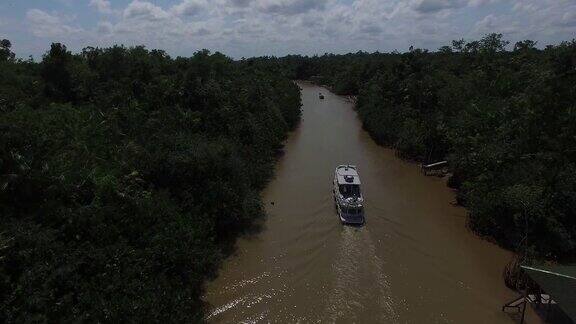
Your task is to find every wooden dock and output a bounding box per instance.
[421,161,448,176]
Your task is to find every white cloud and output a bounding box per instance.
[97,21,114,35]
[256,0,329,15]
[560,10,576,27]
[473,13,497,32]
[228,0,253,7]
[410,0,466,13]
[512,1,537,13]
[17,0,576,58]
[468,0,499,7]
[25,9,84,38]
[359,23,383,36]
[171,0,208,16]
[123,1,171,21]
[89,0,115,14]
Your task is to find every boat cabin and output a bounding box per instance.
[333,165,365,224]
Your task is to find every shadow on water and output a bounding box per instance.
[215,126,305,255]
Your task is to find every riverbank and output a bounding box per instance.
[203,82,523,323]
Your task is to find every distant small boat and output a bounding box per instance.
[319,93,325,99]
[333,165,365,224]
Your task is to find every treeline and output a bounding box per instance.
[0,41,301,322]
[281,34,576,260]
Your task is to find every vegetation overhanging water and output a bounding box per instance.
[1,33,575,322]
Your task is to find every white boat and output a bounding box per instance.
[333,165,365,224]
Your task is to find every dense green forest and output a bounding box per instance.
[282,34,576,261]
[0,40,301,322]
[1,33,574,321]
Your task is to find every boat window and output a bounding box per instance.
[346,207,361,215]
[339,184,361,198]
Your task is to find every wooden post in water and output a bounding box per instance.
[520,288,528,324]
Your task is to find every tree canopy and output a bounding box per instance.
[0,42,301,322]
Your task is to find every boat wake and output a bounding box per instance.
[325,226,399,322]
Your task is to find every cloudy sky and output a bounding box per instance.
[1,0,575,59]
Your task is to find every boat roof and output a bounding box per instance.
[336,165,361,185]
[521,264,576,322]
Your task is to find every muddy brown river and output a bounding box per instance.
[204,82,521,323]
